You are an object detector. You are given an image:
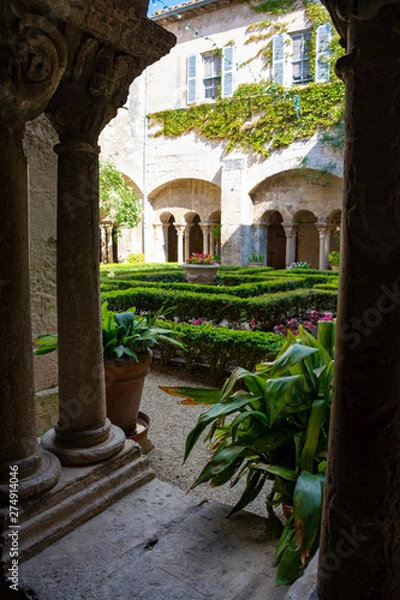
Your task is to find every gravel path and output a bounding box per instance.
[141,363,274,519]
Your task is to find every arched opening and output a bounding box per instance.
[168,215,178,262]
[263,211,285,269]
[294,210,319,268]
[187,214,202,255]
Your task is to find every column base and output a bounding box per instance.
[0,440,154,570]
[41,421,126,466]
[0,448,61,502]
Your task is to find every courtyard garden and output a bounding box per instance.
[100,261,338,380]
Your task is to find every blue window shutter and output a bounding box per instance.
[272,34,286,85]
[221,45,234,98]
[187,54,197,104]
[315,23,331,83]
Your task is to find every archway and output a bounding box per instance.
[167,215,178,262]
[294,210,319,268]
[262,211,285,269]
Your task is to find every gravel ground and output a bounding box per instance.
[141,362,275,519]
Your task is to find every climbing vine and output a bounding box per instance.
[99,160,142,235]
[148,0,345,158]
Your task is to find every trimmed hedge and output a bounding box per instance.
[102,286,337,330]
[156,321,284,378]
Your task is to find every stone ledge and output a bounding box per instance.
[0,440,154,570]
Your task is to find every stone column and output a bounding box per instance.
[200,223,210,255]
[42,42,144,465]
[162,223,170,262]
[176,224,185,263]
[282,223,298,268]
[318,3,400,598]
[184,224,193,260]
[209,225,216,255]
[316,222,329,270]
[0,4,67,499]
[256,222,268,260]
[153,223,167,262]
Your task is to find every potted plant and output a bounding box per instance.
[328,250,340,270]
[34,302,185,437]
[161,320,335,586]
[184,253,220,284]
[247,252,265,267]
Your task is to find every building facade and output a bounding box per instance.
[100,0,344,268]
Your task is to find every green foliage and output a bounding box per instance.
[99,160,142,235]
[102,285,337,330]
[124,253,145,265]
[248,252,265,263]
[149,81,345,158]
[157,321,284,378]
[34,302,185,361]
[162,320,335,585]
[328,250,340,267]
[252,0,295,14]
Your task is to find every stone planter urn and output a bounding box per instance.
[184,263,220,284]
[248,261,264,268]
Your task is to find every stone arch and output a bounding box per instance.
[158,211,178,263]
[150,179,221,262]
[261,210,286,270]
[184,211,203,256]
[293,209,319,268]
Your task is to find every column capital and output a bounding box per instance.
[282,222,298,237]
[322,1,398,45]
[46,39,143,145]
[0,1,67,128]
[316,221,329,237]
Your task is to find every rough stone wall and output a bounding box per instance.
[25,115,59,392]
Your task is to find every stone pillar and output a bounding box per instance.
[316,222,329,270]
[209,225,216,255]
[153,223,167,263]
[318,3,400,598]
[42,42,146,465]
[184,224,193,260]
[162,223,170,262]
[0,4,67,499]
[221,156,249,265]
[200,223,210,255]
[282,223,298,268]
[256,222,268,259]
[176,224,185,263]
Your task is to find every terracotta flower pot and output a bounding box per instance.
[104,349,152,436]
[248,261,263,268]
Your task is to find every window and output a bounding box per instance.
[291,32,311,84]
[186,46,235,104]
[272,25,331,87]
[203,53,221,99]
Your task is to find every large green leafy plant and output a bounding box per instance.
[161,320,335,585]
[34,302,185,361]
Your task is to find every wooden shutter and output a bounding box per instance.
[272,34,286,85]
[221,45,234,98]
[187,54,197,104]
[315,24,331,83]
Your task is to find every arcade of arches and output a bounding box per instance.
[117,172,342,268]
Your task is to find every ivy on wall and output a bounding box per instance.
[148,0,345,158]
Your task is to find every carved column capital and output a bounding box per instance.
[0,1,67,127]
[46,33,144,144]
[322,0,399,45]
[282,222,298,238]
